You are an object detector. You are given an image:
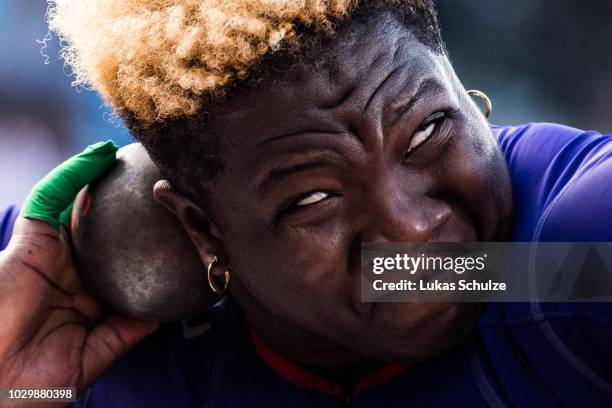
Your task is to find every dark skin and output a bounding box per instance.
[155,11,513,380]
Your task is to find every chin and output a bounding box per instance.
[353,302,484,363]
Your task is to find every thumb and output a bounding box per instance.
[21,141,118,229]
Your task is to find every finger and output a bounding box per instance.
[21,141,118,229]
[6,219,81,290]
[0,223,94,343]
[81,316,159,383]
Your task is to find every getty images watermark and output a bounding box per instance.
[361,242,612,302]
[370,252,504,292]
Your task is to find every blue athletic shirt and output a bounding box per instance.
[1,123,611,407]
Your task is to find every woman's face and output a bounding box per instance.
[192,13,512,367]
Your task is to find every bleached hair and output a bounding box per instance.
[48,0,356,123]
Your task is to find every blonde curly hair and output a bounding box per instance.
[48,0,358,123]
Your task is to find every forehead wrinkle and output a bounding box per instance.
[341,42,431,150]
[215,15,440,158]
[339,42,403,115]
[367,35,435,105]
[224,11,413,118]
[323,24,428,122]
[317,10,416,113]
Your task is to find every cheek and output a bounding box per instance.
[441,125,511,240]
[223,218,359,329]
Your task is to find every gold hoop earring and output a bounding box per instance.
[207,256,231,295]
[467,90,492,118]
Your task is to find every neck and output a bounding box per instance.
[247,318,387,387]
[234,296,381,382]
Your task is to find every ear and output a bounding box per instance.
[153,180,226,271]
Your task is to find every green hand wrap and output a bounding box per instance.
[21,141,118,229]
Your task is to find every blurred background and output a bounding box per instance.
[1,0,611,208]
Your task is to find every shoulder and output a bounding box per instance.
[492,123,612,241]
[80,298,276,408]
[481,124,612,402]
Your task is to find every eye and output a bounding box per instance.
[405,112,446,158]
[294,191,329,207]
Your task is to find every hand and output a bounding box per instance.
[0,142,159,405]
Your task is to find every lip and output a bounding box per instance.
[352,206,479,316]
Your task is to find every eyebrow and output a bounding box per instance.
[257,77,442,148]
[257,158,332,195]
[257,129,340,149]
[255,77,444,194]
[389,78,442,126]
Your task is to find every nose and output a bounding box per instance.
[359,188,452,243]
[348,185,453,315]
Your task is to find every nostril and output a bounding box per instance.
[413,219,430,234]
[435,205,453,224]
[429,203,453,241]
[361,194,455,243]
